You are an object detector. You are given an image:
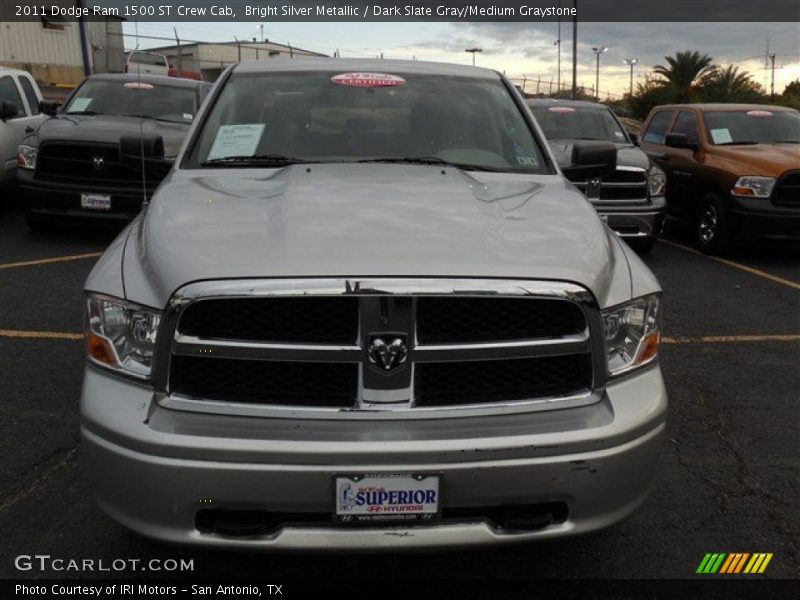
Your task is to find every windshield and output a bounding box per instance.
[529,104,629,143]
[704,110,800,144]
[128,52,167,66]
[64,79,197,123]
[187,71,547,173]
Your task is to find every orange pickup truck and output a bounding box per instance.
[638,103,799,253]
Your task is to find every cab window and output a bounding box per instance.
[671,111,699,146]
[0,76,25,119]
[642,110,673,144]
[18,76,40,115]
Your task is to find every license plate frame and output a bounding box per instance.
[80,193,111,211]
[333,473,441,524]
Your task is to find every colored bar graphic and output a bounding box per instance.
[698,553,773,574]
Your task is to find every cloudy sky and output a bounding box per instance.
[124,21,800,96]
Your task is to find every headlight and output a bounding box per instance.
[17,144,38,170]
[84,294,161,379]
[732,176,775,198]
[647,166,666,198]
[601,294,661,377]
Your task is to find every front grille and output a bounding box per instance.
[572,168,648,202]
[772,171,800,207]
[179,297,359,344]
[415,354,592,407]
[163,280,598,415]
[35,142,162,188]
[170,355,358,407]
[416,297,585,343]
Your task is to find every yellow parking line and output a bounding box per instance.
[0,329,82,341]
[0,252,102,270]
[658,240,800,291]
[663,334,800,344]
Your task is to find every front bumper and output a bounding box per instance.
[595,196,667,240]
[80,365,667,550]
[730,195,800,242]
[17,168,150,224]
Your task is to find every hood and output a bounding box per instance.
[35,114,190,158]
[548,139,651,173]
[708,143,800,177]
[122,163,626,308]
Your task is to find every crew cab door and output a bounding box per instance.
[663,110,703,215]
[0,74,44,178]
[639,109,680,212]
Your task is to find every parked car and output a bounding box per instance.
[125,51,170,77]
[81,59,666,550]
[0,67,45,192]
[639,103,800,253]
[17,74,212,229]
[528,99,667,254]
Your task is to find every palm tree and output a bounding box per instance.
[702,65,763,102]
[653,51,716,100]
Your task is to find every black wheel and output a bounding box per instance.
[696,193,731,254]
[628,237,657,256]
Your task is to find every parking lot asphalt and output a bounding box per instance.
[1,202,798,581]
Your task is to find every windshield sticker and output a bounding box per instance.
[68,97,92,112]
[746,110,774,118]
[331,72,406,88]
[614,130,625,138]
[548,106,576,114]
[710,128,733,144]
[123,81,154,90]
[183,113,193,121]
[207,124,265,161]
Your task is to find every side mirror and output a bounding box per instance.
[0,101,19,120]
[40,100,60,116]
[628,132,639,146]
[562,141,617,181]
[665,133,698,150]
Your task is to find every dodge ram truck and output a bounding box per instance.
[81,59,667,550]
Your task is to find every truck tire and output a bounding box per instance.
[696,192,731,255]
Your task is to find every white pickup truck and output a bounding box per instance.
[0,67,45,191]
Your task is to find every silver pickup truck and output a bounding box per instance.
[81,59,667,550]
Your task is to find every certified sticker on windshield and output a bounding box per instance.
[548,106,576,114]
[331,72,406,88]
[746,110,774,118]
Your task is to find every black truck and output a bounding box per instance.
[17,74,211,230]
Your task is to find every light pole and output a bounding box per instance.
[256,24,264,43]
[623,57,639,97]
[465,47,483,66]
[591,46,608,101]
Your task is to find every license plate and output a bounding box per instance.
[81,193,111,210]
[335,474,440,523]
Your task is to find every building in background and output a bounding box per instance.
[1,17,124,87]
[145,40,328,81]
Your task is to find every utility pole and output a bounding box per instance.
[555,0,561,93]
[592,46,608,101]
[571,0,577,99]
[173,27,181,77]
[624,57,638,97]
[769,53,777,98]
[465,47,483,66]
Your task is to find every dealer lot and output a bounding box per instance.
[0,204,797,579]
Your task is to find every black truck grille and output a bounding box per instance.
[772,171,800,207]
[572,168,648,202]
[166,282,596,412]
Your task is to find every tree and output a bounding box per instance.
[628,78,680,120]
[701,65,764,103]
[653,50,716,101]
[783,79,800,98]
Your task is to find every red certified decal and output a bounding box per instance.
[331,72,406,88]
[745,110,773,118]
[548,106,576,114]
[123,82,154,90]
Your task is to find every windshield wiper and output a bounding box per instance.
[201,154,312,167]
[772,140,800,144]
[65,110,100,116]
[356,156,505,172]
[716,141,759,145]
[118,113,183,123]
